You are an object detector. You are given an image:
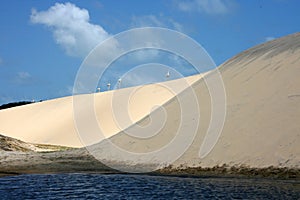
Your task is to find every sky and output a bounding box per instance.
[0,0,299,104]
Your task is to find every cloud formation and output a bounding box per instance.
[177,0,232,15]
[30,3,196,91]
[30,2,110,57]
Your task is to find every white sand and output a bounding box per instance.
[1,33,299,170]
[0,75,200,147]
[90,33,300,170]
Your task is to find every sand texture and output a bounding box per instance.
[0,32,300,171]
[91,32,300,170]
[0,75,200,147]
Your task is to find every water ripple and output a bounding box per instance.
[0,174,299,199]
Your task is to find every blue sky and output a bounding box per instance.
[0,0,299,104]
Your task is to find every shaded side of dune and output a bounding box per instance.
[0,149,115,176]
[87,32,300,171]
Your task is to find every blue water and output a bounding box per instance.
[0,174,299,199]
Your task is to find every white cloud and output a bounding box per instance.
[131,15,184,32]
[30,2,110,57]
[265,36,276,42]
[29,3,196,91]
[177,0,233,15]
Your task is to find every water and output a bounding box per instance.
[0,173,299,199]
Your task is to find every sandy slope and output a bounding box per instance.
[1,32,299,171]
[0,74,200,147]
[91,32,300,170]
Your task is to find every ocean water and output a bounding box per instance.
[0,174,299,199]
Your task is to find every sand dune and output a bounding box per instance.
[0,32,299,172]
[0,74,200,147]
[90,32,300,171]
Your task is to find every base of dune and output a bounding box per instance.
[0,133,298,179]
[0,150,299,179]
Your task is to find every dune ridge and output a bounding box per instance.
[0,74,201,147]
[90,32,300,170]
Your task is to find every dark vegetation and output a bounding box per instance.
[156,164,300,179]
[0,134,73,152]
[0,101,40,110]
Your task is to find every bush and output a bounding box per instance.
[0,101,34,110]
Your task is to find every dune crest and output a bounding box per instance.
[90,32,300,170]
[0,74,200,147]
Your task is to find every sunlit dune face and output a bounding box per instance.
[127,84,175,121]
